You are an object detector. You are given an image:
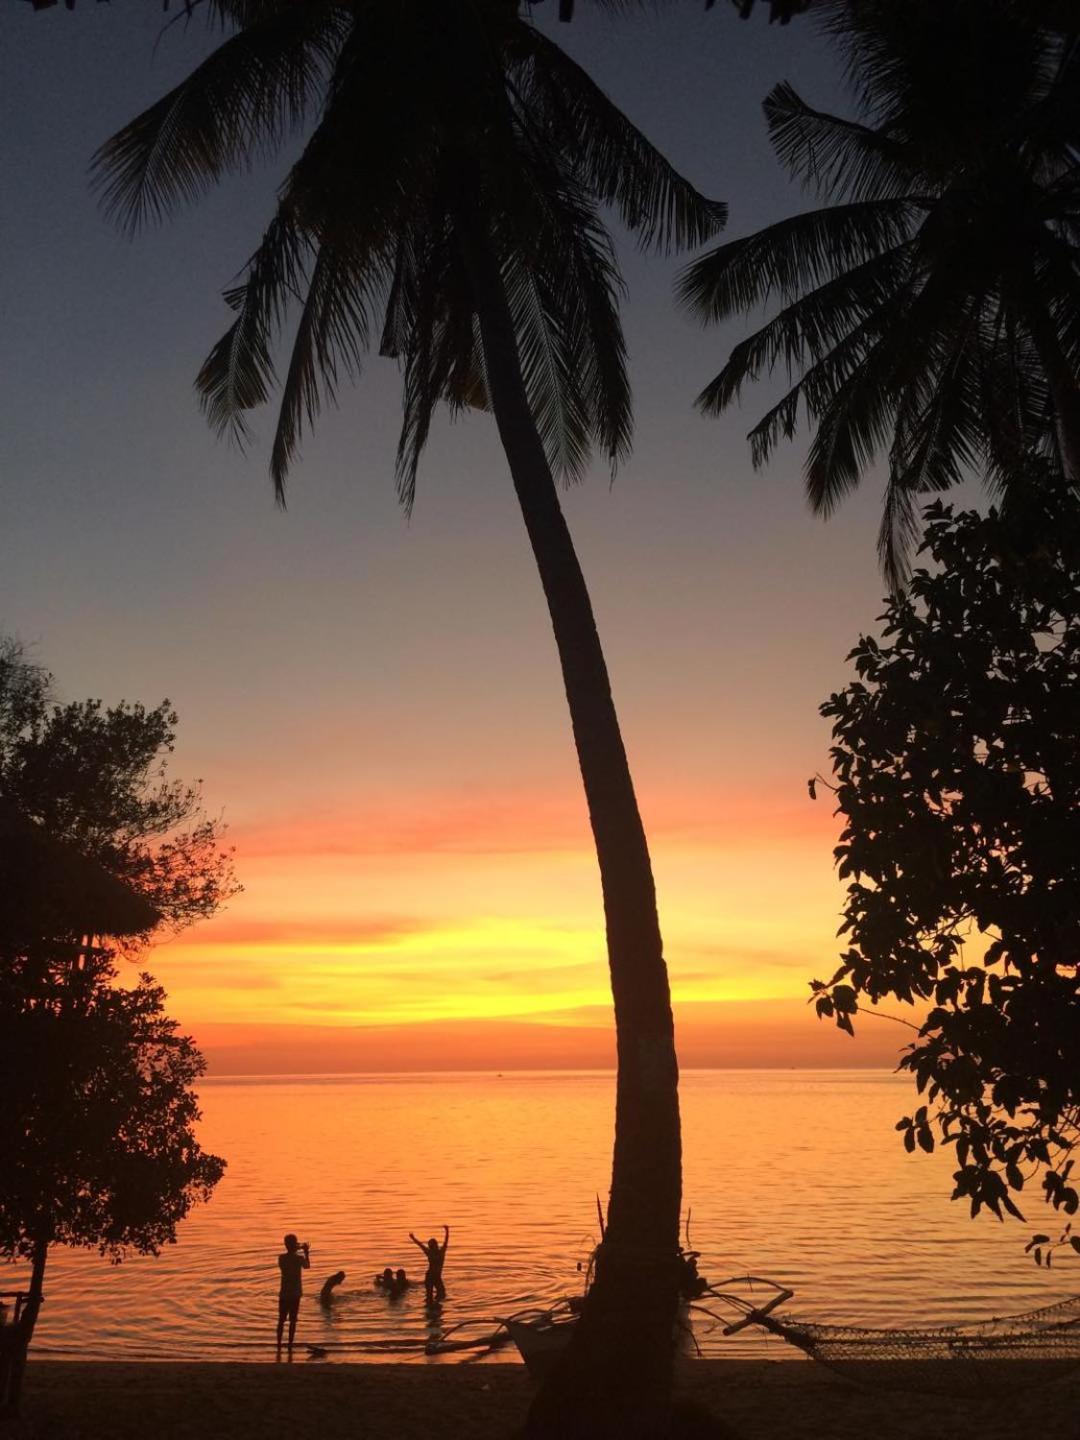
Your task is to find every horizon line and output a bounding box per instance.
[199,1063,903,1081]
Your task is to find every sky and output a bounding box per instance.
[1,0,912,1072]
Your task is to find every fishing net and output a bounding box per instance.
[748,1293,1080,1395]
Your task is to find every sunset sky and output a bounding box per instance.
[2,1,915,1072]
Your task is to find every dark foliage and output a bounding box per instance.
[680,0,1080,584]
[0,951,224,1267]
[0,639,239,940]
[812,476,1080,1248]
[91,0,724,513]
[0,641,232,1404]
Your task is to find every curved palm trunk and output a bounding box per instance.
[456,213,683,1438]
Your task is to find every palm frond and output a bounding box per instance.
[733,291,903,471]
[496,177,631,483]
[394,225,478,516]
[819,0,1047,157]
[764,80,911,200]
[881,320,983,584]
[270,229,390,501]
[503,255,588,483]
[977,312,1046,488]
[92,4,344,233]
[804,342,901,516]
[195,209,307,444]
[518,26,727,253]
[696,239,913,416]
[677,197,915,324]
[558,200,633,473]
[804,267,984,517]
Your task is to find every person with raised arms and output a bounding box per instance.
[409,1226,449,1305]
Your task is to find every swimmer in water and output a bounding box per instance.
[409,1226,449,1304]
[374,1267,394,1290]
[319,1271,346,1306]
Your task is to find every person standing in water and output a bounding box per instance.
[409,1226,449,1304]
[276,1234,310,1353]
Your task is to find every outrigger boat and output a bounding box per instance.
[425,1268,774,1377]
[425,1298,582,1373]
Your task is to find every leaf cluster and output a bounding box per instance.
[0,946,224,1263]
[0,639,239,941]
[811,478,1080,1236]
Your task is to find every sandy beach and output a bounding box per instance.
[3,1359,1078,1439]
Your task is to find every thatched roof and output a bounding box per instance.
[0,799,160,942]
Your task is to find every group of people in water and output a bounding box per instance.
[275,1225,451,1353]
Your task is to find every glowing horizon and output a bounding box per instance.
[133,779,905,1071]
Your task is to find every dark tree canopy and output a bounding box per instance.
[680,0,1080,583]
[812,477,1080,1246]
[0,640,238,940]
[0,641,233,1405]
[91,0,725,519]
[0,952,224,1267]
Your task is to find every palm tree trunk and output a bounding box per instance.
[455,210,683,1438]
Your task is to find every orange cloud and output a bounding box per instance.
[159,915,429,950]
[228,782,837,862]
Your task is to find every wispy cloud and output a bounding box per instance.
[161,915,429,950]
[227,782,837,862]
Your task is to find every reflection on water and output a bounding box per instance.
[9,1071,1064,1362]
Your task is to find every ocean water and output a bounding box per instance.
[8,1070,1064,1363]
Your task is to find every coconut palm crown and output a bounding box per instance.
[679,0,1080,584]
[95,0,724,506]
[95,4,725,1434]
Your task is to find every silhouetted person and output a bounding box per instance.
[678,1251,708,1300]
[384,1267,410,1302]
[319,1270,346,1307]
[374,1266,395,1290]
[276,1234,310,1353]
[409,1226,449,1304]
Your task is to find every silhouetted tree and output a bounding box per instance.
[0,639,238,938]
[0,641,234,1407]
[93,5,725,1433]
[679,0,1080,584]
[0,951,224,1406]
[811,476,1080,1255]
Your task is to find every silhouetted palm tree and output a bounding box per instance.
[94,3,725,1433]
[679,0,1080,583]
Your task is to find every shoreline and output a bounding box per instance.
[4,1359,1077,1439]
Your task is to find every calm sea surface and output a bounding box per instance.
[9,1071,1065,1363]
